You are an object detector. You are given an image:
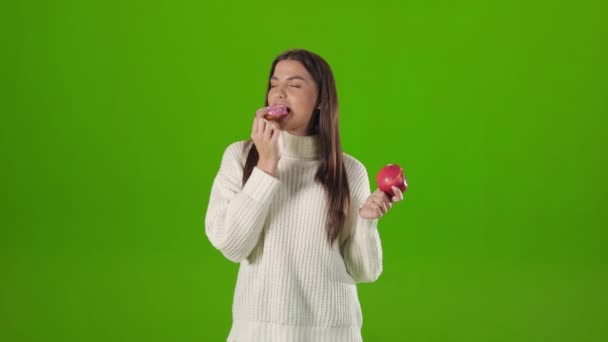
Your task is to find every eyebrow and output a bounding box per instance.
[270,76,307,81]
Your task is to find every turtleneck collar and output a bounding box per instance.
[278,130,321,160]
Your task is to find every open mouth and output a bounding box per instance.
[265,104,290,121]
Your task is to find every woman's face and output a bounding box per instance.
[267,60,319,136]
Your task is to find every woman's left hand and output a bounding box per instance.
[358,186,405,220]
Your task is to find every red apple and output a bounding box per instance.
[376,164,408,197]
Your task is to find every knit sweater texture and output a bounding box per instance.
[205,130,383,342]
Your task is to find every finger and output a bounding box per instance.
[383,192,393,207]
[372,189,385,200]
[366,201,383,218]
[391,186,404,202]
[263,119,273,140]
[383,192,393,204]
[270,120,281,131]
[374,203,384,217]
[255,106,270,118]
[271,128,281,143]
[374,189,392,206]
[270,122,281,141]
[252,117,260,137]
[369,192,380,206]
[257,117,267,138]
[371,197,388,214]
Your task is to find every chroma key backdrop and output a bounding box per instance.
[3,0,607,341]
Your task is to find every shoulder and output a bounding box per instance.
[342,152,373,203]
[220,140,253,169]
[342,152,370,182]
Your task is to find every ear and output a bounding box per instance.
[315,99,322,110]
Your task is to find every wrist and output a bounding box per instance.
[257,160,278,177]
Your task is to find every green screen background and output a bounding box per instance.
[3,0,607,341]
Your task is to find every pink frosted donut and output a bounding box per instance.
[265,105,289,120]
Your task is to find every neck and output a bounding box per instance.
[278,130,321,160]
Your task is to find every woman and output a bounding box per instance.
[205,48,404,341]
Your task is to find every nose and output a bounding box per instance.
[276,86,286,99]
[270,87,286,104]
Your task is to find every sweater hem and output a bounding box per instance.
[227,320,362,342]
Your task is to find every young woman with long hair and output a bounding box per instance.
[205,49,404,341]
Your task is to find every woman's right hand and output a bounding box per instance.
[251,107,281,177]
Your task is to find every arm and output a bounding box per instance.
[204,142,280,263]
[340,161,384,283]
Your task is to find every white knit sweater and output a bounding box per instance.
[205,131,383,342]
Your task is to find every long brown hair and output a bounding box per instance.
[242,49,350,247]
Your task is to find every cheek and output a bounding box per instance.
[306,90,318,107]
[293,91,317,108]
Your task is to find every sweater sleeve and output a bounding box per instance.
[204,142,281,263]
[340,159,384,283]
